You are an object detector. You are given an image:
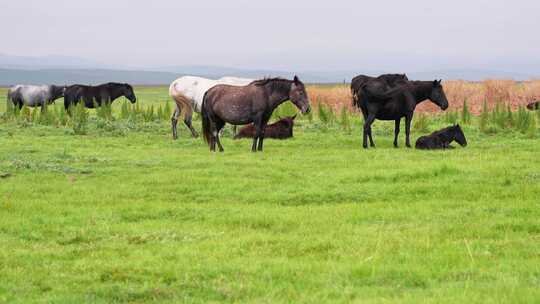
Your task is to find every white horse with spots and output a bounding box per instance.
[169,76,253,139]
[7,85,66,111]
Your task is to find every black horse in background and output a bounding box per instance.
[201,76,311,152]
[415,124,467,150]
[357,80,449,149]
[64,82,137,110]
[351,73,408,107]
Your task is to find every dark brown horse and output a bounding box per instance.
[415,124,467,149]
[201,76,310,152]
[234,115,297,140]
[357,80,449,149]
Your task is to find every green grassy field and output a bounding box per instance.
[1,87,540,303]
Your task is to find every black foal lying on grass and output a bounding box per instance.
[415,124,467,150]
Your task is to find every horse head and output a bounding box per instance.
[429,80,449,110]
[289,76,311,114]
[453,124,467,147]
[123,83,137,103]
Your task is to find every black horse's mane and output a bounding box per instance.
[100,82,132,89]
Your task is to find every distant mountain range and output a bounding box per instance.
[0,53,538,86]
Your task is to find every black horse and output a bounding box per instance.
[415,124,467,149]
[201,76,311,152]
[351,73,408,107]
[64,82,136,110]
[357,80,449,148]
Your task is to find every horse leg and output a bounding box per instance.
[405,113,413,148]
[257,123,267,151]
[363,113,376,149]
[215,119,226,152]
[393,118,401,148]
[171,104,180,140]
[183,106,198,138]
[361,110,375,147]
[251,115,263,152]
[41,98,52,113]
[368,126,375,147]
[211,121,217,152]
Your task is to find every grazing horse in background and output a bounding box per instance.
[202,76,311,152]
[357,80,449,149]
[64,82,136,110]
[234,115,297,140]
[169,76,253,139]
[415,124,467,150]
[527,101,540,110]
[7,85,66,111]
[351,74,408,107]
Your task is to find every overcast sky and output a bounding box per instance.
[1,0,539,72]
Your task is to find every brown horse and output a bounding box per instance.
[201,76,310,152]
[234,115,297,140]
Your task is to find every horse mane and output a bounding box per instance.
[251,77,294,92]
[100,82,131,88]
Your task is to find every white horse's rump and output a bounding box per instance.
[169,76,253,139]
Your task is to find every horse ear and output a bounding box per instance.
[433,80,438,86]
[293,75,300,84]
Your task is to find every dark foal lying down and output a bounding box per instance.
[415,124,467,150]
[234,115,296,140]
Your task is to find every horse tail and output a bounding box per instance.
[352,89,359,108]
[6,89,12,111]
[201,92,212,146]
